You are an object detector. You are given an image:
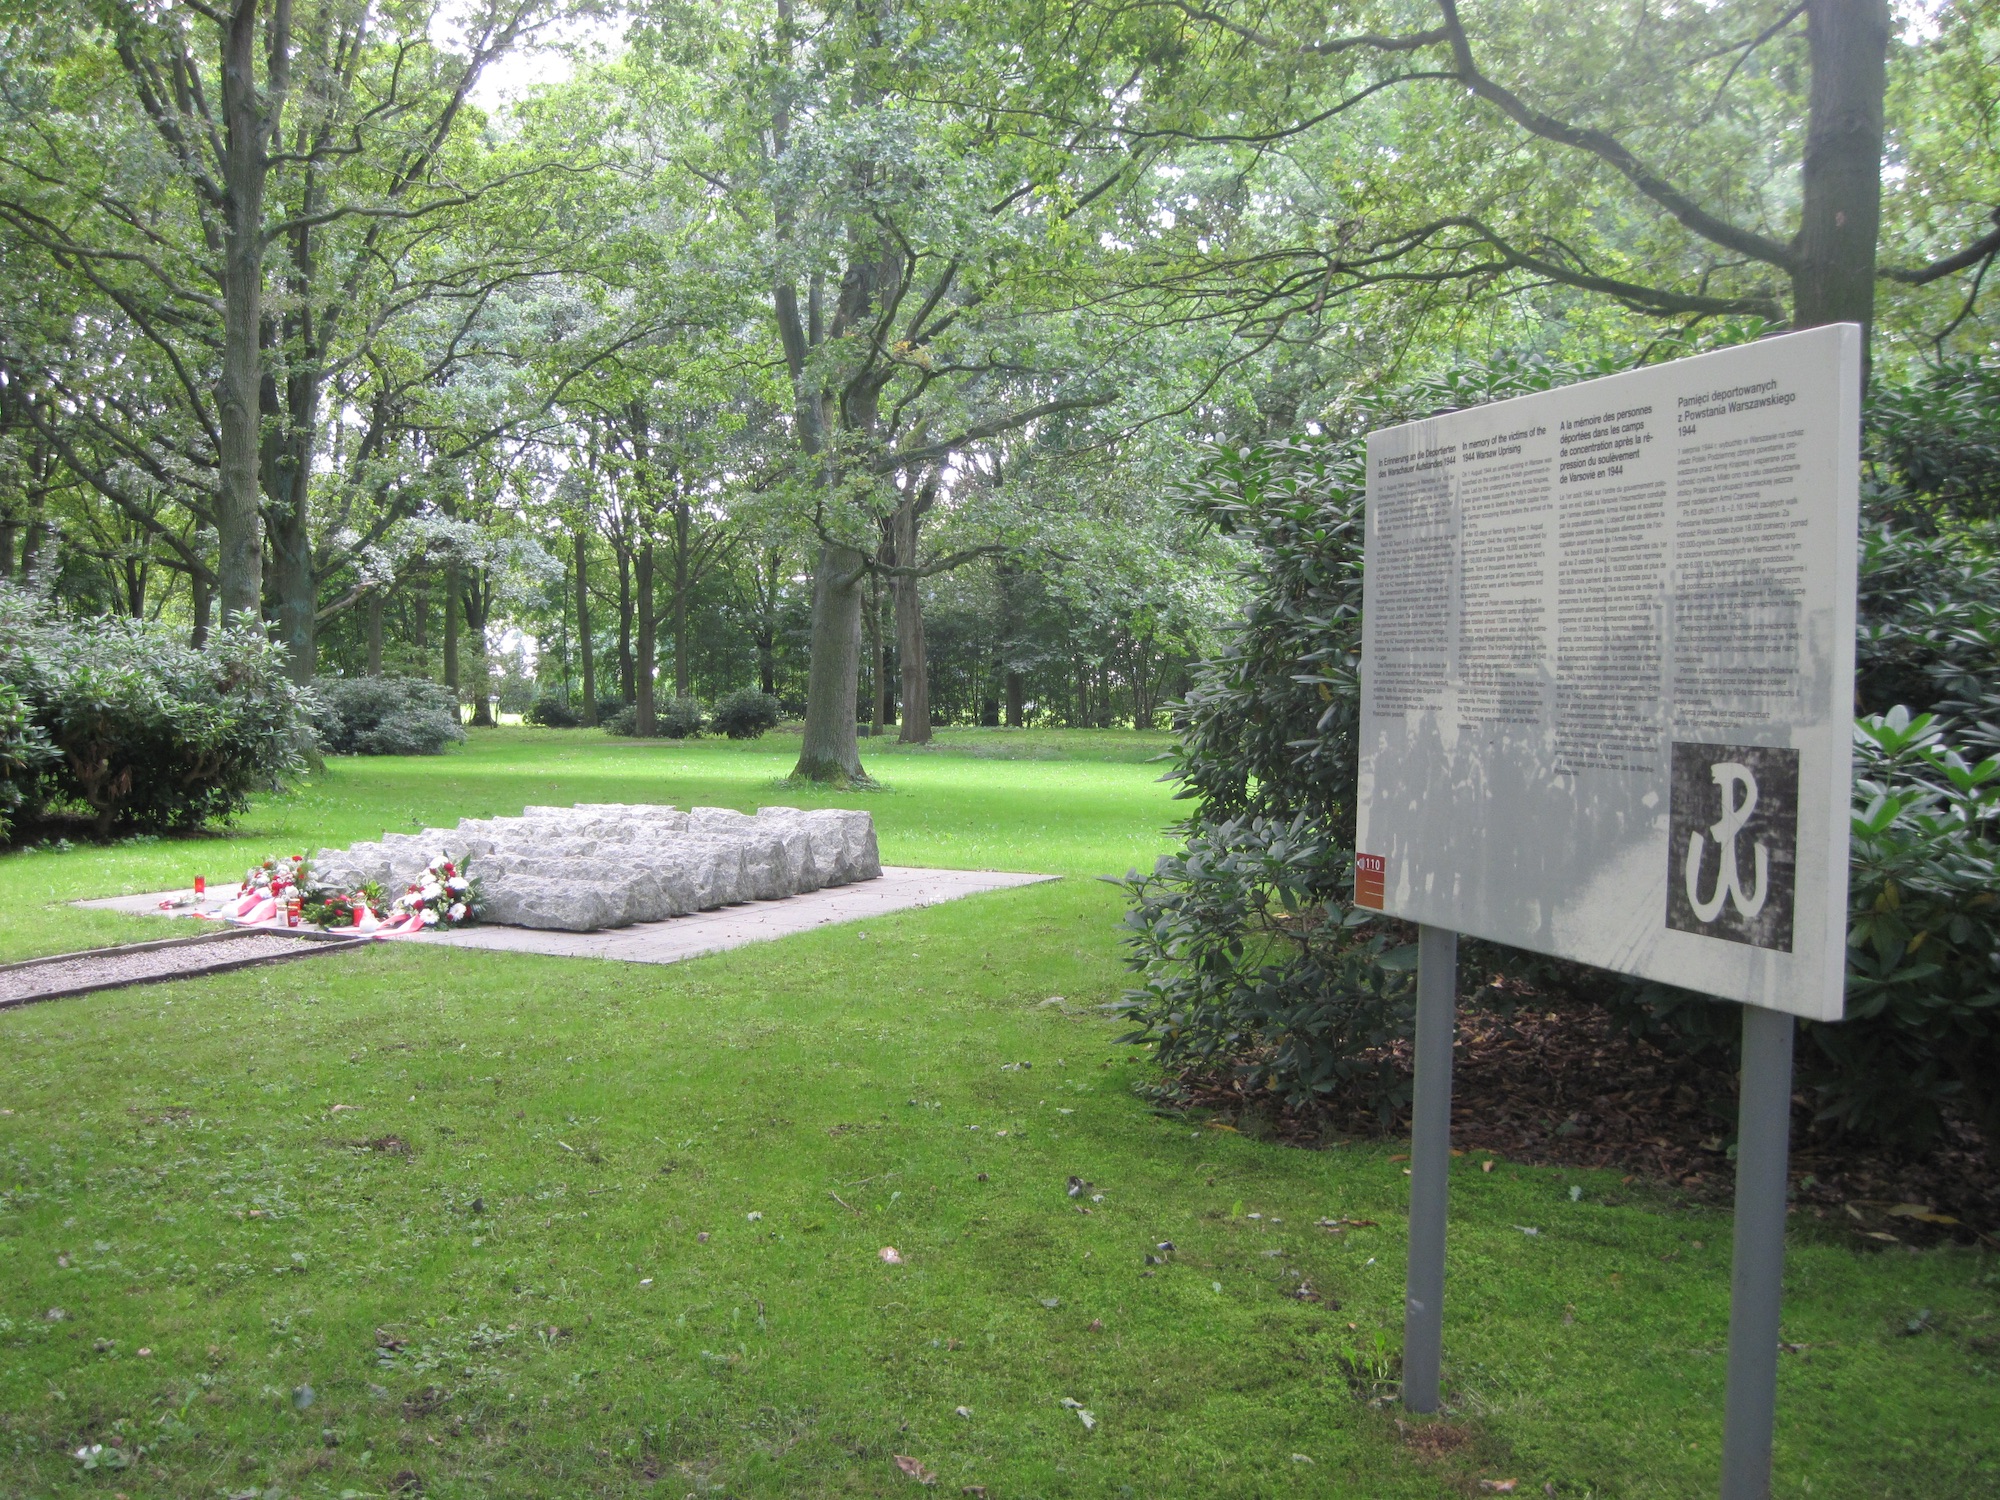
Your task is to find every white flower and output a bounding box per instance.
[447,877,469,894]
[421,881,442,900]
[448,903,467,921]
[419,908,439,927]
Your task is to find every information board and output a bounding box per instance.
[1354,326,1860,1020]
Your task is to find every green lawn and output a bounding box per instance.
[0,728,1993,1499]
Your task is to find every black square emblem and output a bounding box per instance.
[1665,742,1799,952]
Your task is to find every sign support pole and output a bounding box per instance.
[1402,923,1458,1414]
[1719,1004,1796,1500]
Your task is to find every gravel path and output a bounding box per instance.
[0,932,348,1006]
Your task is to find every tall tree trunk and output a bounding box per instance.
[672,499,691,698]
[365,590,383,675]
[443,561,461,707]
[756,543,781,697]
[191,572,213,648]
[0,514,15,579]
[215,0,283,625]
[1793,0,1890,355]
[864,574,884,738]
[465,573,494,727]
[575,531,597,724]
[996,558,1024,727]
[895,574,930,747]
[635,543,657,735]
[265,458,315,682]
[617,546,634,703]
[793,542,868,781]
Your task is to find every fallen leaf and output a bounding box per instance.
[1066,1176,1090,1198]
[1389,1154,1410,1163]
[1481,1160,1495,1173]
[893,1455,937,1485]
[954,1406,972,1419]
[330,1104,358,1114]
[1059,1397,1097,1430]
[1478,1482,1518,1494]
[1086,1319,1104,1332]
[1040,1297,1060,1308]
[962,1488,988,1497]
[879,1247,904,1265]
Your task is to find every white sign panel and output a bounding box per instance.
[1354,326,1860,1021]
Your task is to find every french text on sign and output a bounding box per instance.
[1354,326,1859,1021]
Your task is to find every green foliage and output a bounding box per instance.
[657,696,706,739]
[602,704,640,737]
[1869,360,2000,525]
[710,687,781,739]
[311,676,466,758]
[525,693,582,728]
[0,677,55,842]
[0,584,314,839]
[1833,709,2000,1142]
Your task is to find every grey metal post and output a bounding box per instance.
[1402,923,1458,1413]
[1719,1004,1796,1500]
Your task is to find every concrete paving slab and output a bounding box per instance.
[74,867,1056,967]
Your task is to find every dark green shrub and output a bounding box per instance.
[596,696,625,724]
[0,678,54,842]
[0,583,316,838]
[601,699,706,738]
[1868,358,2000,525]
[657,697,705,739]
[711,688,781,740]
[525,694,580,728]
[313,675,465,756]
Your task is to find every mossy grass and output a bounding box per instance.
[0,728,1992,1497]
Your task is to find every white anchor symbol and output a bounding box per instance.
[1684,761,1768,923]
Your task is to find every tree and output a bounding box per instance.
[656,0,1120,780]
[0,0,575,659]
[980,0,1998,374]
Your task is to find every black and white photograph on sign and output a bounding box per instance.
[1665,742,1798,952]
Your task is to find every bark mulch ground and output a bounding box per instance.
[1171,1003,1998,1249]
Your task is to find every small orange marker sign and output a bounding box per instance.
[1354,852,1386,910]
